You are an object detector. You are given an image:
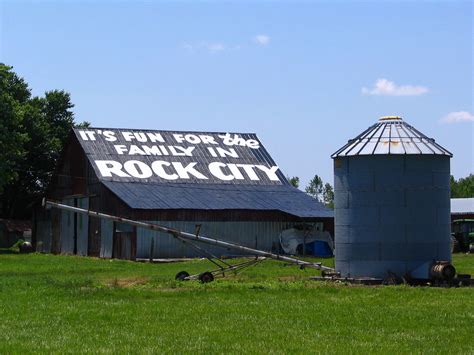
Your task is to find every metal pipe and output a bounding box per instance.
[43,199,334,271]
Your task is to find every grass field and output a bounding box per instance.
[0,252,473,353]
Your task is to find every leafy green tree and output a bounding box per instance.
[451,174,474,198]
[305,175,334,208]
[287,176,300,188]
[0,64,30,193]
[0,64,87,218]
[322,183,334,209]
[305,175,323,201]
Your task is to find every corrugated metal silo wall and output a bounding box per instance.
[334,155,451,279]
[136,221,296,258]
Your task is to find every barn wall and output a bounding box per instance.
[136,220,315,259]
[34,208,52,253]
[0,227,23,248]
[58,197,89,255]
[60,198,75,254]
[76,197,89,256]
[88,193,102,257]
[452,213,474,221]
[36,220,52,252]
[100,219,113,258]
[50,209,61,254]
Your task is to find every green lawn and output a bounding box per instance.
[0,252,473,353]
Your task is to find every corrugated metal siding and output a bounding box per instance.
[334,155,451,279]
[60,198,75,254]
[76,197,89,256]
[136,221,296,258]
[103,181,333,219]
[34,208,52,253]
[36,220,52,253]
[100,219,113,258]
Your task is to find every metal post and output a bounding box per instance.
[149,237,154,263]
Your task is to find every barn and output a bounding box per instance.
[0,219,31,248]
[451,198,474,220]
[34,128,333,260]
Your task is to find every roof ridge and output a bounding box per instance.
[73,127,258,136]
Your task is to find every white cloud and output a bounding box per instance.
[362,78,429,96]
[182,42,194,51]
[206,43,226,53]
[440,111,474,124]
[182,41,228,53]
[182,35,270,53]
[254,34,270,46]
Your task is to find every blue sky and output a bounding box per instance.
[1,1,472,188]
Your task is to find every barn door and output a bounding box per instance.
[112,222,136,260]
[60,197,89,255]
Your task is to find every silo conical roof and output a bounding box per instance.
[331,116,452,158]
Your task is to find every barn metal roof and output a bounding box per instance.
[103,181,333,218]
[72,127,332,218]
[331,116,452,158]
[451,198,474,215]
[73,128,285,186]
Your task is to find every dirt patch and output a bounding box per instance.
[105,277,150,288]
[278,276,301,282]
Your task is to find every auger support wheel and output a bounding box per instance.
[175,271,190,281]
[198,271,214,283]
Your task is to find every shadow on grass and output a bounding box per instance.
[0,248,19,255]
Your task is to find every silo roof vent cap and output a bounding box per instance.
[379,116,402,121]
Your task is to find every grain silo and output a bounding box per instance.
[332,116,454,280]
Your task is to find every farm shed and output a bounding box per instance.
[451,198,474,220]
[0,219,31,248]
[34,128,333,260]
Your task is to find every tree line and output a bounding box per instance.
[287,175,334,209]
[451,175,473,198]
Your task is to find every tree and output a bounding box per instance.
[451,174,474,198]
[287,176,300,188]
[0,64,30,193]
[305,175,323,201]
[322,183,334,209]
[0,64,87,218]
[304,174,334,208]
